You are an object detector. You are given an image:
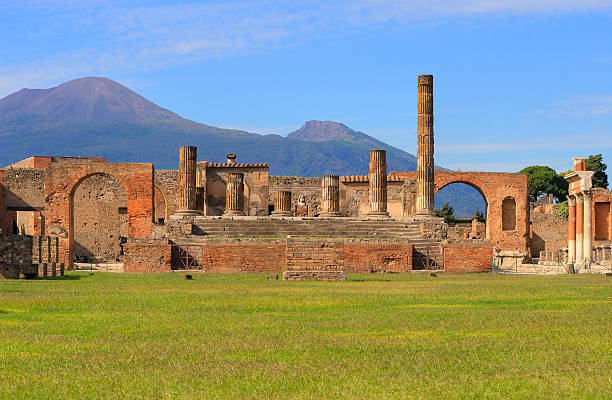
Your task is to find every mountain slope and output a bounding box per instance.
[0,77,484,215]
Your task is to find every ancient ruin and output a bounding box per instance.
[1,74,610,279]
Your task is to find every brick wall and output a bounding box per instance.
[443,242,494,273]
[123,240,171,273]
[286,238,344,272]
[343,241,412,272]
[200,240,286,272]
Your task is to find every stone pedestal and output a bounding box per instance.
[176,146,200,216]
[368,150,389,217]
[224,172,245,216]
[320,175,341,217]
[272,191,292,216]
[415,74,435,216]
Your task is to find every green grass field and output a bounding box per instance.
[0,272,610,399]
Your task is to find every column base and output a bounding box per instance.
[174,210,202,216]
[319,212,341,218]
[271,211,292,217]
[223,210,245,216]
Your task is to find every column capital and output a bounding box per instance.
[576,192,584,203]
[582,189,592,200]
[567,195,576,206]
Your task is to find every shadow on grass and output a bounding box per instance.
[35,274,86,281]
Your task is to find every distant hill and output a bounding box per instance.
[0,77,484,216]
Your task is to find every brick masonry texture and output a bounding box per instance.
[392,171,529,252]
[200,240,286,272]
[443,242,494,273]
[530,212,568,256]
[123,240,171,273]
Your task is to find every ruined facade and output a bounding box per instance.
[1,74,541,278]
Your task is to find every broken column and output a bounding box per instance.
[415,74,435,215]
[368,150,389,217]
[224,172,245,216]
[272,190,292,217]
[576,193,584,265]
[567,195,576,266]
[320,175,341,217]
[583,190,593,264]
[177,146,199,215]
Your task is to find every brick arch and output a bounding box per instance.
[154,185,169,222]
[390,170,529,252]
[43,161,154,268]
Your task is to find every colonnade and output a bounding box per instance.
[566,157,594,269]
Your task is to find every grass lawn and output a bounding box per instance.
[0,272,610,399]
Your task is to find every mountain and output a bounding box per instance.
[0,77,484,216]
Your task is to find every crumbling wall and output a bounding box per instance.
[124,239,172,273]
[0,168,45,210]
[200,164,269,216]
[154,170,178,219]
[0,234,61,278]
[530,212,568,256]
[72,174,128,262]
[443,241,494,273]
[269,176,321,216]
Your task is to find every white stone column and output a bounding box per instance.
[576,193,584,265]
[567,195,576,264]
[583,190,593,264]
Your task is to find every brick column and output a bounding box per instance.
[368,150,389,217]
[272,190,292,217]
[415,74,435,215]
[177,146,199,215]
[224,172,245,216]
[567,195,576,265]
[320,175,341,217]
[583,190,593,264]
[576,193,584,265]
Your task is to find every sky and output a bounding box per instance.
[1,0,611,173]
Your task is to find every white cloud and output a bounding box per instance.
[2,0,611,97]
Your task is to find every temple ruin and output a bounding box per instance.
[1,74,610,279]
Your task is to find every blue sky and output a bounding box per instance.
[1,0,611,173]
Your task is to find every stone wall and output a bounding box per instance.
[530,212,568,256]
[123,239,172,273]
[269,176,321,216]
[200,163,269,216]
[154,170,179,220]
[443,241,494,273]
[72,174,128,262]
[0,234,61,278]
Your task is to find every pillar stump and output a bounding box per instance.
[224,172,245,216]
[415,74,435,216]
[176,146,200,216]
[320,175,341,217]
[272,190,292,217]
[368,150,389,217]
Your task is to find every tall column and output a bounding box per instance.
[416,74,435,215]
[567,196,576,265]
[177,146,199,215]
[224,172,245,216]
[368,150,389,217]
[272,190,292,217]
[320,175,340,217]
[583,190,593,264]
[575,193,584,265]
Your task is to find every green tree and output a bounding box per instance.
[519,166,568,202]
[435,202,455,224]
[473,208,485,223]
[586,154,608,189]
[556,200,569,220]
